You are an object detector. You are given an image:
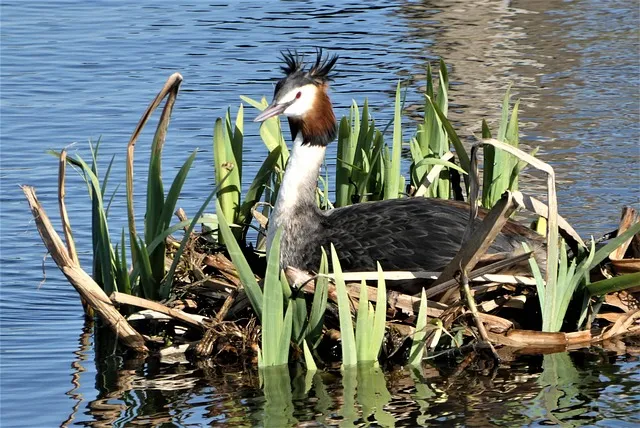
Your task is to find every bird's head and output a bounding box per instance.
[254,49,338,146]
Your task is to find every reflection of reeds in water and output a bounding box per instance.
[61,320,93,428]
[60,349,633,426]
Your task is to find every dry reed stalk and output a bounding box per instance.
[480,138,559,295]
[58,150,79,265]
[174,207,190,232]
[610,207,638,260]
[511,191,584,248]
[215,289,239,322]
[486,329,592,348]
[286,267,446,318]
[459,268,500,361]
[57,150,93,316]
[110,292,207,330]
[434,190,520,301]
[334,270,536,286]
[22,185,147,352]
[608,207,640,276]
[125,72,183,257]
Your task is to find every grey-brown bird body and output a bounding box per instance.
[255,49,545,279]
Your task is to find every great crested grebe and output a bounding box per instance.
[254,50,545,277]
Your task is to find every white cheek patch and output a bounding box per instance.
[282,85,316,117]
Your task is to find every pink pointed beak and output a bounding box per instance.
[254,102,287,122]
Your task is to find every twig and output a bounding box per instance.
[175,207,189,232]
[459,267,500,362]
[215,289,238,322]
[110,291,207,330]
[425,251,535,298]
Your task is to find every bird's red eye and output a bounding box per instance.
[295,91,302,99]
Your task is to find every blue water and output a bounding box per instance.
[1,0,639,426]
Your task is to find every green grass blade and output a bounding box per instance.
[236,146,281,233]
[239,95,264,111]
[356,130,385,201]
[523,243,546,316]
[586,223,640,271]
[215,200,263,320]
[145,218,201,254]
[369,263,387,362]
[213,117,241,233]
[131,236,156,300]
[263,228,284,366]
[278,301,294,365]
[497,85,511,141]
[413,156,467,174]
[306,248,329,346]
[232,104,244,182]
[282,270,307,345]
[587,272,640,296]
[101,153,116,199]
[355,279,370,361]
[145,129,165,247]
[331,244,357,367]
[104,183,120,219]
[303,339,317,371]
[409,138,427,187]
[117,229,131,295]
[408,288,428,366]
[436,59,449,114]
[481,119,495,207]
[426,96,471,176]
[336,115,354,208]
[158,150,197,236]
[73,154,116,294]
[384,81,403,200]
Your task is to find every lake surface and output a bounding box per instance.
[1,0,639,426]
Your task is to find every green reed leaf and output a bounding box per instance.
[331,244,357,367]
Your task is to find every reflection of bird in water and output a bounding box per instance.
[254,50,545,281]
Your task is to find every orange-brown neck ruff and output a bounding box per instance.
[288,85,336,146]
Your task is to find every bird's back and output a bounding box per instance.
[288,197,545,274]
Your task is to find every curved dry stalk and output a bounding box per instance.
[58,150,79,265]
[58,150,93,316]
[511,191,584,248]
[479,138,559,294]
[125,72,184,254]
[23,185,147,352]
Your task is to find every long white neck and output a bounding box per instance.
[266,133,326,254]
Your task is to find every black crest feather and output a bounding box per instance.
[308,48,338,82]
[279,48,338,83]
[280,49,305,76]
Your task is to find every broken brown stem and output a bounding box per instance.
[435,190,520,302]
[22,185,147,352]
